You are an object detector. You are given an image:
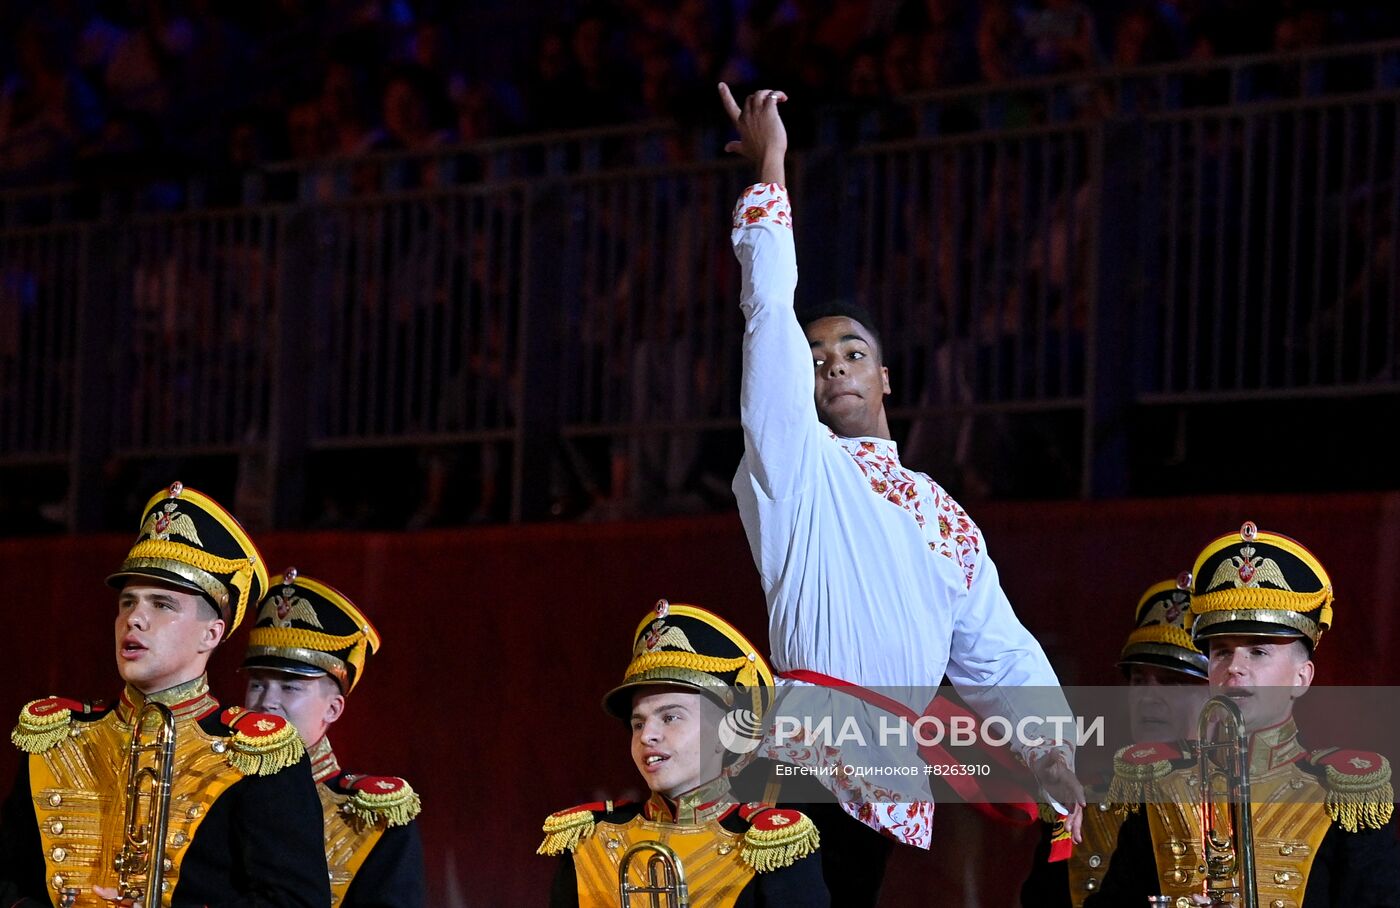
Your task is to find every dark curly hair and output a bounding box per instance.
[796,300,883,357]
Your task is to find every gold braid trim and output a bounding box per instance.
[537,807,597,856]
[1192,585,1332,614]
[1123,624,1199,653]
[248,626,368,652]
[344,781,422,830]
[11,700,73,754]
[125,538,255,577]
[1324,757,1395,832]
[122,538,260,629]
[741,811,820,873]
[1108,746,1175,808]
[622,651,759,691]
[226,721,306,776]
[120,556,227,607]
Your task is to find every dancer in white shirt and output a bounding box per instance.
[720,83,1084,905]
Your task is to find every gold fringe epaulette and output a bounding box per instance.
[12,697,88,753]
[538,804,606,856]
[221,707,305,776]
[1311,749,1395,832]
[740,807,820,873]
[341,775,422,830]
[1108,742,1183,808]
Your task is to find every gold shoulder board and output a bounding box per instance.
[1311,749,1395,832]
[341,774,422,830]
[220,707,305,776]
[12,697,89,754]
[739,806,820,873]
[1108,741,1184,807]
[538,803,610,856]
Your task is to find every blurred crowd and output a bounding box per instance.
[3,0,1400,188]
[2,0,1399,536]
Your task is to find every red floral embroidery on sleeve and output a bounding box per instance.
[731,183,793,229]
[841,436,983,589]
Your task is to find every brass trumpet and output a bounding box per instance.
[1197,695,1257,908]
[618,840,689,908]
[113,701,176,906]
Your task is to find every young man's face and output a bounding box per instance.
[1126,663,1208,743]
[115,581,224,695]
[244,669,345,748]
[1207,634,1314,732]
[804,316,890,439]
[630,688,723,799]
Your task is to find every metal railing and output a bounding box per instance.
[2,72,1398,529]
[112,208,283,456]
[850,37,1400,140]
[10,40,1400,227]
[1136,92,1400,399]
[0,224,83,463]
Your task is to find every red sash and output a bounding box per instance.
[779,669,1039,826]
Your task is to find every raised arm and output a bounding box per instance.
[721,84,823,501]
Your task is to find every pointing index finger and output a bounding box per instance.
[718,83,742,124]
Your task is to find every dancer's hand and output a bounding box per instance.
[718,83,788,186]
[1030,747,1086,842]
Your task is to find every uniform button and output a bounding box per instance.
[172,832,187,846]
[1169,841,1187,856]
[48,794,62,807]
[717,844,733,855]
[1289,779,1305,790]
[49,821,63,835]
[187,806,201,819]
[211,741,227,754]
[1272,901,1286,908]
[1274,872,1292,884]
[51,874,65,890]
[1169,869,1188,884]
[1279,844,1294,855]
[1088,854,1102,868]
[161,880,170,893]
[51,848,66,862]
[1097,802,1110,812]
[1085,878,1098,891]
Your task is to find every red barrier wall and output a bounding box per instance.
[1,491,1397,905]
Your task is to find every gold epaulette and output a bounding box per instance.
[538,802,612,856]
[1108,741,1185,808]
[340,775,422,830]
[220,707,305,776]
[1310,749,1395,832]
[11,697,98,754]
[739,806,820,873]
